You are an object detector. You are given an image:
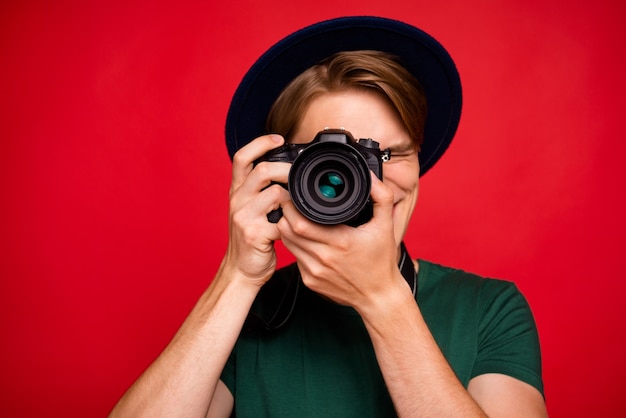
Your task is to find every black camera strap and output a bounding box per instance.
[244,242,417,333]
[398,241,417,298]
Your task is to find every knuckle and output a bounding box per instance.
[377,186,394,204]
[266,183,288,200]
[334,237,350,253]
[232,149,249,167]
[303,266,323,283]
[230,209,246,229]
[254,161,271,178]
[289,218,309,235]
[241,227,261,246]
[263,185,280,201]
[234,218,263,246]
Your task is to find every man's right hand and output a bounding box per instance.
[223,134,291,288]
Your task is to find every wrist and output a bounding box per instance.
[355,272,416,327]
[217,253,275,291]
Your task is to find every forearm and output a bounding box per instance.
[109,261,260,418]
[359,285,487,417]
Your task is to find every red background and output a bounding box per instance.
[1,1,625,416]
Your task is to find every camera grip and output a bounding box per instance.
[267,207,283,223]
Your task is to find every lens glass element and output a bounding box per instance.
[317,172,345,199]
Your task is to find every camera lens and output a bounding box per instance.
[289,142,371,225]
[317,171,345,199]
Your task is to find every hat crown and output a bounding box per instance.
[225,16,462,176]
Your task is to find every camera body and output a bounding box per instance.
[258,129,390,226]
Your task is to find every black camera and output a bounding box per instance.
[257,129,390,226]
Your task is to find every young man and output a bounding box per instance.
[110,17,546,417]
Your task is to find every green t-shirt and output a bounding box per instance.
[221,260,543,417]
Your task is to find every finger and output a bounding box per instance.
[251,183,291,229]
[278,217,329,275]
[230,184,290,245]
[231,160,290,207]
[230,173,290,233]
[231,134,284,192]
[279,200,355,261]
[369,172,394,223]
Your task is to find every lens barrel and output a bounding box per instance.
[288,142,371,225]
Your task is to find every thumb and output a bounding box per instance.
[369,172,394,222]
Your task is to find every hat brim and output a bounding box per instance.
[225,16,462,176]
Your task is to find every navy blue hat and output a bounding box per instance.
[225,16,462,176]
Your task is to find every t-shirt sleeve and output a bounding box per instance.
[471,280,544,397]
